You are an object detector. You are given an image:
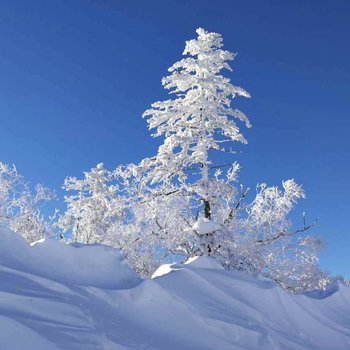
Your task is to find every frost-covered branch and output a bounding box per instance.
[0,161,56,242]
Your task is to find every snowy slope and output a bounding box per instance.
[0,227,349,350]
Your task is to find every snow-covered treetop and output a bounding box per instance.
[143,28,251,183]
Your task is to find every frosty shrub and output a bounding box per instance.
[0,161,55,242]
[57,163,124,245]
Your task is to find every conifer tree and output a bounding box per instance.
[143,28,251,222]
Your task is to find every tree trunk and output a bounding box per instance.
[201,161,211,219]
[204,199,211,219]
[200,109,211,221]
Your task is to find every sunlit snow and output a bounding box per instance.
[0,227,349,350]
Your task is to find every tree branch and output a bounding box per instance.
[255,214,318,246]
[224,186,249,224]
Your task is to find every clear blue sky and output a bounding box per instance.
[0,0,349,277]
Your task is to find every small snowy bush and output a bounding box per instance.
[0,161,55,242]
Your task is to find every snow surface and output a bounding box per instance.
[0,226,350,350]
[0,226,140,289]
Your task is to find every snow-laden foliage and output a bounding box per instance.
[142,28,250,199]
[0,161,55,242]
[265,236,331,293]
[57,163,124,244]
[115,156,328,294]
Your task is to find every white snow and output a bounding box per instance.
[192,218,221,235]
[151,263,176,278]
[1,226,350,350]
[0,226,141,289]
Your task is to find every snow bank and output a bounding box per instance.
[0,226,140,289]
[1,227,350,350]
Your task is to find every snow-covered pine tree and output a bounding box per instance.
[143,27,251,225]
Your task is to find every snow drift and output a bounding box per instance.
[0,227,349,350]
[0,226,141,289]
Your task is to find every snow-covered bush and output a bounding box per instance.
[0,161,55,242]
[57,163,124,244]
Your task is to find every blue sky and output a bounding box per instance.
[0,0,349,277]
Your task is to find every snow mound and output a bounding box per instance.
[0,226,141,289]
[192,218,221,235]
[1,227,350,350]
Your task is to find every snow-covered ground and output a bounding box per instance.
[0,227,349,350]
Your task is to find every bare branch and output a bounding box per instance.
[209,163,234,170]
[224,186,249,224]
